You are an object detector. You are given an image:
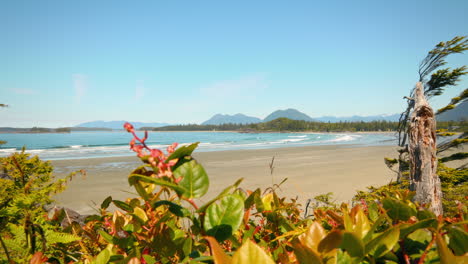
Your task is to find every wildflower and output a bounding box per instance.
[167,143,178,153]
[123,122,134,133]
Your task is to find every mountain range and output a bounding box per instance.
[75,120,170,130]
[436,101,468,122]
[201,109,401,125]
[75,104,466,129]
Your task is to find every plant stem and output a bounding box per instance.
[418,233,436,264]
[187,199,199,210]
[0,235,12,263]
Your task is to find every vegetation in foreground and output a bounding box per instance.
[1,36,467,264]
[0,123,466,263]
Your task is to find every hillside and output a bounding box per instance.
[263,108,314,122]
[437,101,468,121]
[202,114,262,125]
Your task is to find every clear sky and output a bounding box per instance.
[1,0,467,127]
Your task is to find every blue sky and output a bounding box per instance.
[1,0,467,127]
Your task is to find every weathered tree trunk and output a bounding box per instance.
[408,82,443,215]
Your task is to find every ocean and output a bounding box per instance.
[0,131,397,160]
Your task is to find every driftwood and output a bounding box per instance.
[408,82,443,215]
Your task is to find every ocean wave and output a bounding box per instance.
[0,148,17,153]
[328,135,360,142]
[288,135,307,138]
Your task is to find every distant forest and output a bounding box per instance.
[142,118,467,132]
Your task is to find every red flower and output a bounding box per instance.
[167,143,178,153]
[123,122,134,132]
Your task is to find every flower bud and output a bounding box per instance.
[123,122,134,133]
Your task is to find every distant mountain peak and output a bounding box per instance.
[263,109,314,122]
[202,113,262,125]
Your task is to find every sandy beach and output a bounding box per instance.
[51,144,399,215]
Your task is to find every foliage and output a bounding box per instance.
[398,35,468,147]
[437,88,468,114]
[150,118,402,132]
[1,123,467,263]
[0,151,81,263]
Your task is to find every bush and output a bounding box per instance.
[1,123,467,263]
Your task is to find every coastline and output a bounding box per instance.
[52,144,398,215]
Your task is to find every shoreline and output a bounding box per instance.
[52,144,398,215]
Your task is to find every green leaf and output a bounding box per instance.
[435,233,464,264]
[98,230,115,244]
[152,200,191,217]
[365,227,400,258]
[244,188,261,210]
[133,207,148,222]
[112,200,134,213]
[134,182,150,201]
[448,227,468,256]
[382,198,417,221]
[197,178,244,213]
[174,160,209,199]
[165,142,199,164]
[101,196,112,209]
[204,194,244,242]
[339,232,364,260]
[232,240,275,264]
[142,255,157,264]
[128,174,185,193]
[399,218,437,238]
[94,249,110,264]
[318,230,343,254]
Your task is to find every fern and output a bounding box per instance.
[45,230,81,245]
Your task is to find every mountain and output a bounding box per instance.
[314,114,400,123]
[437,101,468,121]
[75,121,171,130]
[202,114,262,125]
[263,108,314,122]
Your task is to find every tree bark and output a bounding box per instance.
[408,82,443,215]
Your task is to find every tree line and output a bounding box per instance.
[142,118,466,132]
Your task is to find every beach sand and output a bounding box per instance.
[52,145,399,215]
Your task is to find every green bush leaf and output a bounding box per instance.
[128,174,185,193]
[318,230,343,254]
[232,240,275,264]
[101,196,112,209]
[94,249,110,264]
[365,227,400,258]
[174,160,209,199]
[448,227,468,256]
[165,142,199,169]
[152,200,191,217]
[112,200,134,213]
[339,232,365,260]
[166,142,198,161]
[197,178,244,213]
[382,198,416,221]
[204,194,244,242]
[399,218,437,238]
